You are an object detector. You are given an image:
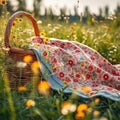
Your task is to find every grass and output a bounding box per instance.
[0,4,120,120]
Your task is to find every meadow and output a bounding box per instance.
[0,5,120,120]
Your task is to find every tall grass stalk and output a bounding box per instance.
[3,71,16,120]
[29,72,39,99]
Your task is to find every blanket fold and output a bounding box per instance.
[31,36,120,101]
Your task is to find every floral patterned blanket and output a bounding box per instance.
[30,36,120,101]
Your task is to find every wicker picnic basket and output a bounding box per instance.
[4,11,42,89]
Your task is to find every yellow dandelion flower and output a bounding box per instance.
[19,39,24,44]
[75,111,85,120]
[82,86,91,93]
[18,18,23,22]
[112,58,117,63]
[93,110,100,117]
[12,34,17,39]
[61,101,72,109]
[33,43,40,49]
[31,61,40,69]
[38,81,51,95]
[23,55,32,63]
[43,37,50,43]
[18,86,27,92]
[0,0,7,5]
[70,25,74,30]
[40,32,46,36]
[26,99,35,107]
[77,103,88,112]
[31,61,41,74]
[15,18,19,22]
[94,98,100,104]
[12,21,16,27]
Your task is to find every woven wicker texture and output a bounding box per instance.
[4,11,41,89]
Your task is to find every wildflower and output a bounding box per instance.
[69,104,76,112]
[26,99,35,107]
[0,0,7,5]
[112,58,117,63]
[75,111,85,119]
[61,108,69,115]
[23,55,32,63]
[94,98,100,104]
[43,37,50,43]
[19,39,25,44]
[48,30,54,34]
[12,21,16,26]
[38,81,51,95]
[87,108,93,113]
[2,47,10,52]
[99,117,108,120]
[16,61,27,68]
[70,25,74,30]
[61,101,76,115]
[37,20,42,24]
[73,22,77,26]
[75,103,88,119]
[77,103,88,112]
[12,34,17,39]
[18,18,23,22]
[18,86,27,92]
[47,24,52,27]
[82,86,91,93]
[33,43,40,49]
[93,110,100,117]
[40,32,46,36]
[31,61,41,74]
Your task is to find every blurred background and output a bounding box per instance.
[0,0,120,23]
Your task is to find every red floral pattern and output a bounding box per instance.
[31,37,120,98]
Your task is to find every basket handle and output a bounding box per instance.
[4,11,40,48]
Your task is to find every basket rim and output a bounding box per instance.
[9,47,36,55]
